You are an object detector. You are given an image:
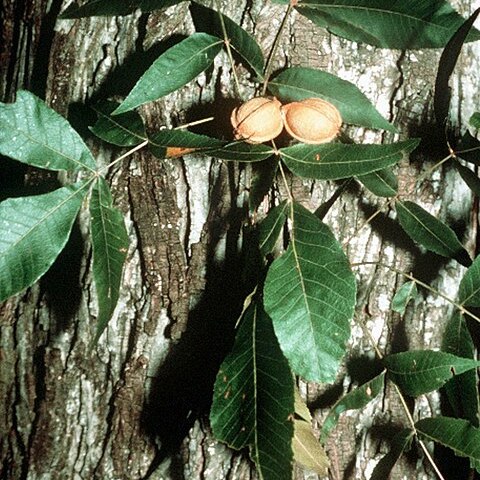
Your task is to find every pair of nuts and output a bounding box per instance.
[230,96,342,145]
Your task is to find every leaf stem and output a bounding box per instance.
[261,4,293,96]
[215,1,241,95]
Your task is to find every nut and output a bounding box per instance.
[231,97,283,144]
[281,98,342,144]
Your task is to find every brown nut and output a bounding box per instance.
[281,98,342,144]
[230,97,283,144]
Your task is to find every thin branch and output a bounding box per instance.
[215,0,241,95]
[262,4,293,96]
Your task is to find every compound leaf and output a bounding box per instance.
[264,202,356,382]
[357,167,398,197]
[384,350,480,397]
[458,253,480,307]
[258,201,288,257]
[416,417,480,465]
[114,33,223,114]
[191,2,264,77]
[269,67,395,131]
[90,101,146,146]
[321,371,385,442]
[442,312,479,426]
[0,181,90,302]
[149,129,225,158]
[0,90,96,172]
[210,301,294,480]
[395,200,471,266]
[289,0,480,49]
[279,139,419,181]
[90,177,129,342]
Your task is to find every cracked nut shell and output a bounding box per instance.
[231,97,283,144]
[281,98,342,144]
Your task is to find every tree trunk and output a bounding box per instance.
[1,1,479,479]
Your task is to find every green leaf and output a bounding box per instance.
[395,200,471,266]
[434,8,480,124]
[391,281,418,315]
[294,389,312,423]
[455,163,480,198]
[59,0,185,18]
[458,254,480,307]
[357,167,398,197]
[293,420,329,476]
[190,3,264,77]
[148,129,225,158]
[90,101,146,146]
[268,67,395,132]
[384,350,480,397]
[416,417,480,465]
[0,181,90,302]
[210,301,294,480]
[114,34,223,114]
[0,90,96,172]
[90,177,129,342]
[442,312,479,426]
[370,429,414,480]
[321,371,385,442]
[279,139,419,181]
[291,1,480,49]
[470,113,480,129]
[210,142,274,162]
[264,202,356,382]
[258,201,288,257]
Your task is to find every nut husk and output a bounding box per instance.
[231,96,283,144]
[282,98,342,144]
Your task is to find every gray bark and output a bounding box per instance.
[1,1,479,479]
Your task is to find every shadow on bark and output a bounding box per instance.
[140,167,257,479]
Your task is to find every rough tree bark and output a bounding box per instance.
[1,1,480,479]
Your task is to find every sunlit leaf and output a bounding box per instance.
[264,202,356,382]
[191,2,264,77]
[294,389,312,423]
[149,129,225,158]
[370,429,414,480]
[114,34,223,114]
[391,281,418,315]
[210,301,294,480]
[59,0,185,18]
[258,201,288,256]
[268,67,395,132]
[321,371,385,442]
[90,177,129,342]
[0,90,96,172]
[211,142,274,162]
[384,350,480,397]
[416,417,480,465]
[396,200,471,267]
[0,181,90,302]
[90,100,146,146]
[287,0,480,49]
[458,254,480,307]
[280,139,419,181]
[357,167,398,197]
[441,312,479,426]
[293,420,329,476]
